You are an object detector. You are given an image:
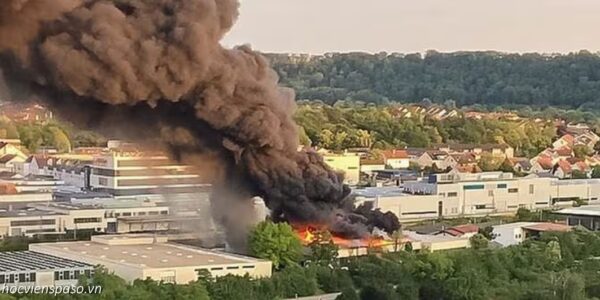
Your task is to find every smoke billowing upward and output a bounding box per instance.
[0,0,399,239]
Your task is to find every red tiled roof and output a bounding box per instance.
[522,223,571,233]
[536,157,554,169]
[382,149,408,159]
[360,158,385,165]
[561,134,575,144]
[0,154,17,164]
[555,147,573,157]
[442,224,479,237]
[557,160,572,173]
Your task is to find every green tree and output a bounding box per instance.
[571,170,588,179]
[469,234,489,250]
[248,221,303,269]
[308,230,339,266]
[48,126,72,153]
[573,145,591,159]
[592,166,600,179]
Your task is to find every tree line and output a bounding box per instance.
[295,102,557,158]
[5,223,600,300]
[268,51,600,110]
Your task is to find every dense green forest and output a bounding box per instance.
[295,102,557,157]
[10,229,600,300]
[268,51,600,109]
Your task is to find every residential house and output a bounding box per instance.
[507,157,533,173]
[415,151,456,170]
[360,158,386,176]
[13,155,50,176]
[552,134,575,149]
[530,156,554,174]
[0,154,24,172]
[574,131,600,150]
[434,143,514,159]
[553,160,573,179]
[435,224,479,238]
[382,150,410,169]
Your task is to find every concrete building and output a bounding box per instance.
[89,151,210,198]
[381,150,410,169]
[322,152,360,185]
[555,205,600,230]
[354,172,600,222]
[0,251,93,288]
[492,222,571,247]
[30,235,272,284]
[359,158,385,177]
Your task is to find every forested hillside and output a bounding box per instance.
[268,51,600,108]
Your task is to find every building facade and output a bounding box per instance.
[355,172,600,222]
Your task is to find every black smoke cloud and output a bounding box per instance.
[0,0,399,239]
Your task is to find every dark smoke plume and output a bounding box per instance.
[0,0,400,240]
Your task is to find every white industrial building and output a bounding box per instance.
[89,151,210,198]
[354,172,600,222]
[0,251,94,288]
[30,235,272,284]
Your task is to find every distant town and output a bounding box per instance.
[0,99,598,298]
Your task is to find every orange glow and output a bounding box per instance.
[294,224,395,249]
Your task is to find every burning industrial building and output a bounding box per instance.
[0,0,399,247]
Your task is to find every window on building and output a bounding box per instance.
[475,205,486,210]
[211,267,223,271]
[11,219,55,226]
[438,193,445,197]
[464,184,484,190]
[54,272,59,280]
[451,208,458,213]
[160,211,168,215]
[18,273,25,282]
[497,183,507,189]
[63,271,69,280]
[8,274,14,283]
[508,188,519,193]
[30,272,36,282]
[529,184,534,194]
[488,190,494,197]
[0,275,5,284]
[242,265,255,269]
[138,212,146,216]
[149,211,159,215]
[226,266,239,270]
[74,218,101,224]
[98,177,108,186]
[122,212,132,217]
[447,192,458,197]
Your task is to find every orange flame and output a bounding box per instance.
[294,224,395,249]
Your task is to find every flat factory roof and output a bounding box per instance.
[0,251,92,272]
[556,205,600,217]
[352,186,409,198]
[31,239,265,269]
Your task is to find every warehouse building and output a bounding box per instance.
[555,205,600,230]
[30,235,272,284]
[355,172,600,222]
[0,251,93,288]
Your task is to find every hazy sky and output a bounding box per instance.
[222,0,600,54]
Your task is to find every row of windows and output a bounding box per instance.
[0,273,36,283]
[74,218,102,224]
[458,184,533,194]
[10,220,55,227]
[54,269,93,281]
[117,159,175,167]
[106,211,168,218]
[117,177,203,187]
[198,265,256,273]
[92,186,211,196]
[93,167,195,177]
[401,211,437,216]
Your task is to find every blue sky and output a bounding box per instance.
[223,0,600,54]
